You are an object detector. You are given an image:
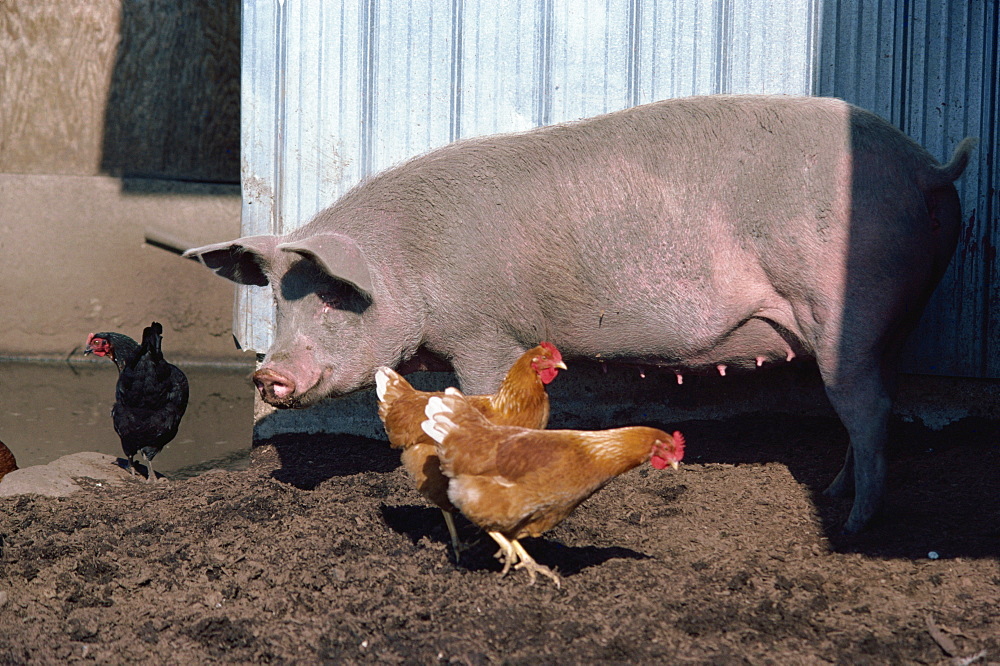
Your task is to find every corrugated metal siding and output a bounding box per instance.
[236,0,279,352]
[242,0,821,219]
[816,0,999,377]
[240,0,997,377]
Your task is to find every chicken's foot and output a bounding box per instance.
[487,532,560,587]
[487,531,518,576]
[510,539,561,588]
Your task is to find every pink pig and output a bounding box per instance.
[186,94,974,533]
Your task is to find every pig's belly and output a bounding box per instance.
[556,313,807,373]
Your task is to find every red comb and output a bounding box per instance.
[672,431,685,460]
[651,430,685,469]
[539,341,561,360]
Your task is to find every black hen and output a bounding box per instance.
[85,331,140,371]
[86,322,189,481]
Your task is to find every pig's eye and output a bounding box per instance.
[315,281,370,315]
[317,289,341,312]
[282,258,371,314]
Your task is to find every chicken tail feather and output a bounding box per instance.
[374,366,397,402]
[375,365,419,426]
[422,389,495,443]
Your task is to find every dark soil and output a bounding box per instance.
[1,412,998,664]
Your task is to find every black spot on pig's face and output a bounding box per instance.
[279,259,371,315]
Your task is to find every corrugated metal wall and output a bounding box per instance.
[816,0,998,377]
[239,0,998,378]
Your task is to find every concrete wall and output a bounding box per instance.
[0,0,247,361]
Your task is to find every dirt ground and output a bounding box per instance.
[1,409,998,664]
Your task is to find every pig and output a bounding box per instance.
[185,94,974,533]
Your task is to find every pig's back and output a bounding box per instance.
[359,93,930,261]
[322,95,951,356]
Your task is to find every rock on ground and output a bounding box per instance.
[0,452,136,498]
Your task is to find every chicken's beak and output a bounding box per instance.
[671,461,680,471]
[555,361,568,370]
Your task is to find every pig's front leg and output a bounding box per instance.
[449,343,530,395]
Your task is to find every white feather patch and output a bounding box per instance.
[420,418,443,442]
[374,367,391,401]
[449,480,480,508]
[421,415,456,443]
[424,395,450,420]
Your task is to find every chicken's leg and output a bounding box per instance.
[487,531,518,575]
[441,510,464,561]
[143,453,156,483]
[487,532,560,587]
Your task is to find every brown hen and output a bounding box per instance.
[375,342,566,556]
[422,388,684,587]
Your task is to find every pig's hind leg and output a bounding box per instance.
[815,292,914,534]
[812,193,944,534]
[818,356,892,534]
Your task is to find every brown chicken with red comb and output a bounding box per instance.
[422,388,684,587]
[375,342,566,557]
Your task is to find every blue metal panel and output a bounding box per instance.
[900,0,996,377]
[817,0,999,377]
[815,0,905,122]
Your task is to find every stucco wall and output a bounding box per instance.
[0,0,245,361]
[0,174,244,360]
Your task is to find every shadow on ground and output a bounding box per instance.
[254,394,999,560]
[670,412,1000,559]
[252,432,400,490]
[378,503,651,578]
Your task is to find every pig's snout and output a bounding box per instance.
[253,368,296,406]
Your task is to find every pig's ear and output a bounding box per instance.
[182,236,279,286]
[277,234,374,299]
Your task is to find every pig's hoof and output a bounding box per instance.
[822,475,853,499]
[840,503,883,535]
[839,519,866,536]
